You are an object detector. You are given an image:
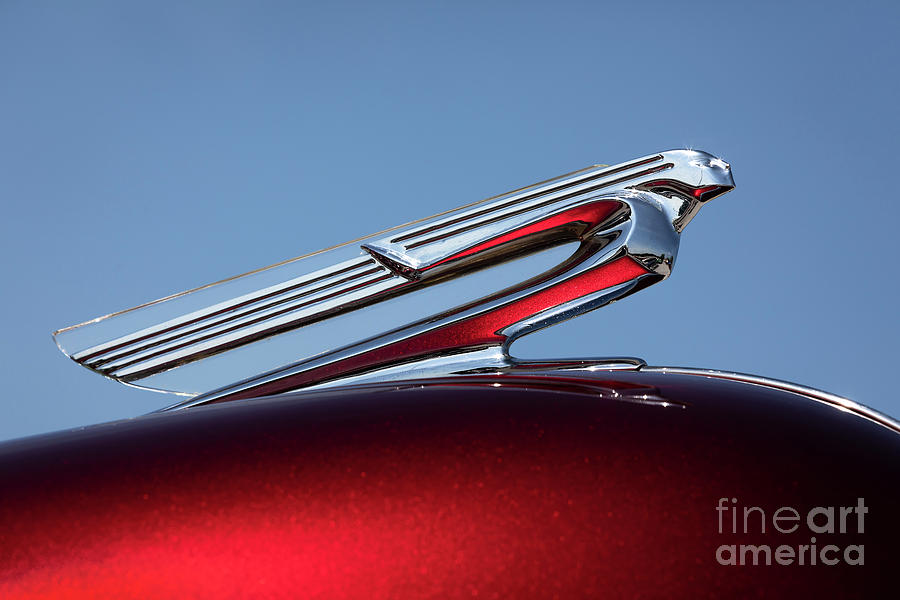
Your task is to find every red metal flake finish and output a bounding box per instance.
[1,372,897,598]
[421,200,621,273]
[216,256,649,401]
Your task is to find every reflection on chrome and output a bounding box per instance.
[53,149,734,407]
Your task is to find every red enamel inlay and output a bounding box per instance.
[223,256,649,400]
[691,185,726,199]
[421,201,621,274]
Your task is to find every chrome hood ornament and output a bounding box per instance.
[54,150,734,408]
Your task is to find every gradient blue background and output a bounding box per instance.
[2,1,898,441]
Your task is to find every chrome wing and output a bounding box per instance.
[53,149,734,407]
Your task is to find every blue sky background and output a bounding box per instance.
[2,1,898,441]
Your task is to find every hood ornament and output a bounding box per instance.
[54,150,734,408]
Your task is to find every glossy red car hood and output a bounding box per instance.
[1,371,897,598]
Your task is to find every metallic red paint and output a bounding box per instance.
[1,372,897,598]
[215,256,650,402]
[422,200,621,272]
